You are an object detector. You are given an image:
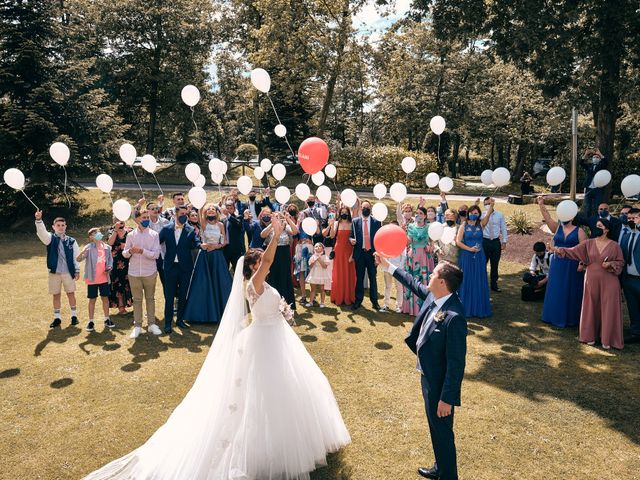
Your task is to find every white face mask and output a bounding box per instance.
[484,204,490,210]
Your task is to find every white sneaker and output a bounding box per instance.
[304,302,312,307]
[395,307,403,313]
[379,306,388,313]
[130,326,141,339]
[319,303,325,308]
[148,324,162,335]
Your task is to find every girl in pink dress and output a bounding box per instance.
[306,243,331,307]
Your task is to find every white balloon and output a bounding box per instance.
[274,124,287,137]
[237,175,253,195]
[621,174,640,198]
[492,167,510,187]
[593,169,611,188]
[254,166,265,180]
[372,202,388,222]
[3,168,25,190]
[311,171,325,186]
[480,169,494,187]
[260,158,273,172]
[250,68,271,93]
[425,172,440,188]
[428,222,444,241]
[141,154,157,173]
[112,199,132,221]
[272,163,286,181]
[401,156,416,174]
[316,185,332,205]
[119,143,137,166]
[301,217,318,236]
[219,161,228,175]
[211,172,223,184]
[389,182,407,202]
[275,186,291,204]
[181,85,201,107]
[556,200,579,222]
[208,158,221,173]
[441,226,457,245]
[324,164,337,179]
[373,183,387,199]
[95,173,113,194]
[430,115,446,135]
[194,174,206,188]
[49,142,70,166]
[185,163,201,183]
[340,188,357,208]
[546,166,566,187]
[188,186,207,209]
[439,177,454,192]
[295,183,311,201]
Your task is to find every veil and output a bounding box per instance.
[83,257,249,479]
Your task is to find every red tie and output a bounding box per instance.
[364,218,371,250]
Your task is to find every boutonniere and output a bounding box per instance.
[434,311,446,323]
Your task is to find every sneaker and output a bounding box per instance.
[49,318,61,329]
[130,326,141,339]
[71,316,79,326]
[148,324,162,336]
[304,302,312,307]
[319,303,325,308]
[86,321,95,332]
[104,318,115,328]
[379,306,388,313]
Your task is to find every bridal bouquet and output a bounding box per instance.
[279,297,296,326]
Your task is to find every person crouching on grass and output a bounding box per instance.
[77,228,115,331]
[35,209,80,328]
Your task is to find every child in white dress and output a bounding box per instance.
[306,243,331,307]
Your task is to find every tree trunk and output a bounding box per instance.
[513,141,528,180]
[490,138,495,169]
[505,142,511,168]
[146,15,163,154]
[497,141,504,168]
[451,133,460,177]
[253,92,263,160]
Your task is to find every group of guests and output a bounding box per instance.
[530,199,640,349]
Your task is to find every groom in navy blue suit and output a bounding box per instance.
[159,205,201,333]
[350,200,382,311]
[378,255,467,480]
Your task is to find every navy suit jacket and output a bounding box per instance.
[224,213,245,255]
[350,216,381,261]
[237,197,273,216]
[576,214,621,239]
[159,222,201,272]
[621,230,640,277]
[394,267,468,406]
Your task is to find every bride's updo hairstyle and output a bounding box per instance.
[243,249,264,279]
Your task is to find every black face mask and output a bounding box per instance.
[262,215,271,224]
[207,215,217,222]
[592,227,604,237]
[627,220,637,229]
[340,213,348,220]
[361,207,371,217]
[307,201,315,208]
[458,211,467,217]
[288,210,297,219]
[446,220,455,227]
[249,196,256,202]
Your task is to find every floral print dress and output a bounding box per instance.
[108,228,133,309]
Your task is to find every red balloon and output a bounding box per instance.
[298,137,329,174]
[374,224,407,257]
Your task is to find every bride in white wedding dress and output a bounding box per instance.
[83,216,351,479]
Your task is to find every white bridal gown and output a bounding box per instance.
[83,257,350,480]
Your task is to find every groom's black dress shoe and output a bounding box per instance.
[417,466,439,479]
[371,303,381,311]
[491,286,501,292]
[350,303,360,311]
[176,321,191,329]
[164,326,172,334]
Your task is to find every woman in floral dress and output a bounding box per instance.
[107,219,133,315]
[402,207,435,316]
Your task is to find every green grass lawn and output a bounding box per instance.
[0,191,638,480]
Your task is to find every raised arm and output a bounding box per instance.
[537,196,559,232]
[480,200,494,228]
[251,215,283,293]
[376,253,429,300]
[34,210,52,245]
[554,240,590,263]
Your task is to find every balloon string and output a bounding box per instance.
[62,165,71,208]
[266,94,296,159]
[437,134,441,169]
[131,166,143,196]
[21,189,40,210]
[152,173,164,195]
[190,106,198,133]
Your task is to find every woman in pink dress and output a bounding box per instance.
[552,218,625,349]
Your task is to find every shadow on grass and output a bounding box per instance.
[0,368,20,378]
[34,325,82,357]
[50,377,73,389]
[310,449,352,480]
[467,270,640,446]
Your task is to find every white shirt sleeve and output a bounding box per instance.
[35,220,52,245]
[387,264,398,275]
[500,213,508,243]
[529,255,537,273]
[72,240,80,272]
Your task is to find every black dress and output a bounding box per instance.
[108,228,133,309]
[266,231,296,311]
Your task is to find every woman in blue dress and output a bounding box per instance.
[456,203,494,318]
[183,203,233,324]
[538,197,586,327]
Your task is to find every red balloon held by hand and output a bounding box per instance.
[373,224,407,258]
[298,137,329,174]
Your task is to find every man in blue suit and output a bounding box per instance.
[377,255,467,480]
[576,202,621,239]
[350,200,381,311]
[159,205,202,333]
[621,208,640,343]
[222,199,245,270]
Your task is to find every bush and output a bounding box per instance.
[331,145,437,190]
[507,209,534,235]
[235,144,258,161]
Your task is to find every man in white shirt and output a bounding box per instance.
[147,201,169,286]
[481,197,508,292]
[621,208,640,343]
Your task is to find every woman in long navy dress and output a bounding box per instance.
[538,197,586,327]
[456,203,493,318]
[183,204,232,324]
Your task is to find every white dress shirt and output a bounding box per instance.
[627,231,639,276]
[481,209,508,243]
[174,227,183,262]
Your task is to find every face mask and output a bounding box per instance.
[561,220,571,225]
[459,211,467,218]
[536,253,545,258]
[262,215,271,224]
[484,204,490,210]
[446,220,455,227]
[403,212,412,220]
[627,219,636,229]
[619,214,628,224]
[427,212,436,220]
[437,207,443,214]
[249,196,256,202]
[307,201,315,208]
[415,215,425,223]
[593,227,603,237]
[361,207,371,217]
[207,215,217,222]
[592,156,600,164]
[94,232,103,241]
[140,220,150,228]
[599,209,608,218]
[178,215,188,225]
[468,214,479,221]
[340,213,348,220]
[288,210,297,218]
